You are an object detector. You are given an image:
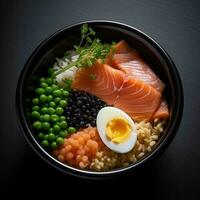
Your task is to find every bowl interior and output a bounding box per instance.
[18,21,182,178]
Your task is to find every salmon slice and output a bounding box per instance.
[108,40,165,93]
[72,61,125,105]
[109,40,140,66]
[72,61,161,120]
[114,76,161,121]
[105,40,139,66]
[153,100,169,119]
[110,40,168,119]
[117,61,165,92]
[114,40,131,53]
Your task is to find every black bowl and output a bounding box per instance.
[16,20,183,179]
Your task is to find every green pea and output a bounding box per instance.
[37,133,44,140]
[62,90,69,97]
[59,121,68,129]
[48,133,56,141]
[56,137,64,145]
[46,78,53,85]
[52,84,58,90]
[60,116,66,121]
[40,94,48,103]
[59,100,67,108]
[50,142,58,149]
[53,89,62,97]
[32,105,40,111]
[43,114,50,122]
[47,95,53,102]
[43,134,49,140]
[55,107,64,115]
[31,111,40,119]
[59,130,68,138]
[40,115,44,121]
[42,140,49,147]
[53,124,60,134]
[33,121,42,130]
[32,98,39,105]
[42,122,50,131]
[41,107,48,114]
[49,101,56,108]
[35,88,45,95]
[45,86,53,94]
[40,77,46,83]
[55,122,60,126]
[68,127,76,134]
[40,82,48,88]
[51,114,59,122]
[48,68,54,76]
[48,107,55,114]
[54,97,61,104]
[49,128,53,133]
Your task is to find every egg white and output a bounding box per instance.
[96,107,137,153]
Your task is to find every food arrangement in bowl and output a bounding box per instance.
[25,24,170,171]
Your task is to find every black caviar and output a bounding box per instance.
[65,90,107,128]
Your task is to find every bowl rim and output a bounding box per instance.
[16,20,184,179]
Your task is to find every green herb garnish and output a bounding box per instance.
[54,24,115,76]
[88,73,97,80]
[63,78,72,90]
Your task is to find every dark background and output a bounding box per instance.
[0,0,200,199]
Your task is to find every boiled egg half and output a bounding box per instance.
[96,107,137,153]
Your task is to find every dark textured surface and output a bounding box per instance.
[0,0,200,199]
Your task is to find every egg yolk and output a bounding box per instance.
[106,117,131,144]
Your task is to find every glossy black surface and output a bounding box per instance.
[1,0,200,199]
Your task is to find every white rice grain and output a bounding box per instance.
[53,51,79,85]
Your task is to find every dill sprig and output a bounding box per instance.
[54,24,115,76]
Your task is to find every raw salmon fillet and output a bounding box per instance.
[108,40,169,119]
[72,61,161,120]
[114,76,162,121]
[72,61,125,105]
[117,61,165,93]
[109,40,165,93]
[153,100,169,119]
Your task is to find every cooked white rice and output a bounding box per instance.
[53,51,79,86]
